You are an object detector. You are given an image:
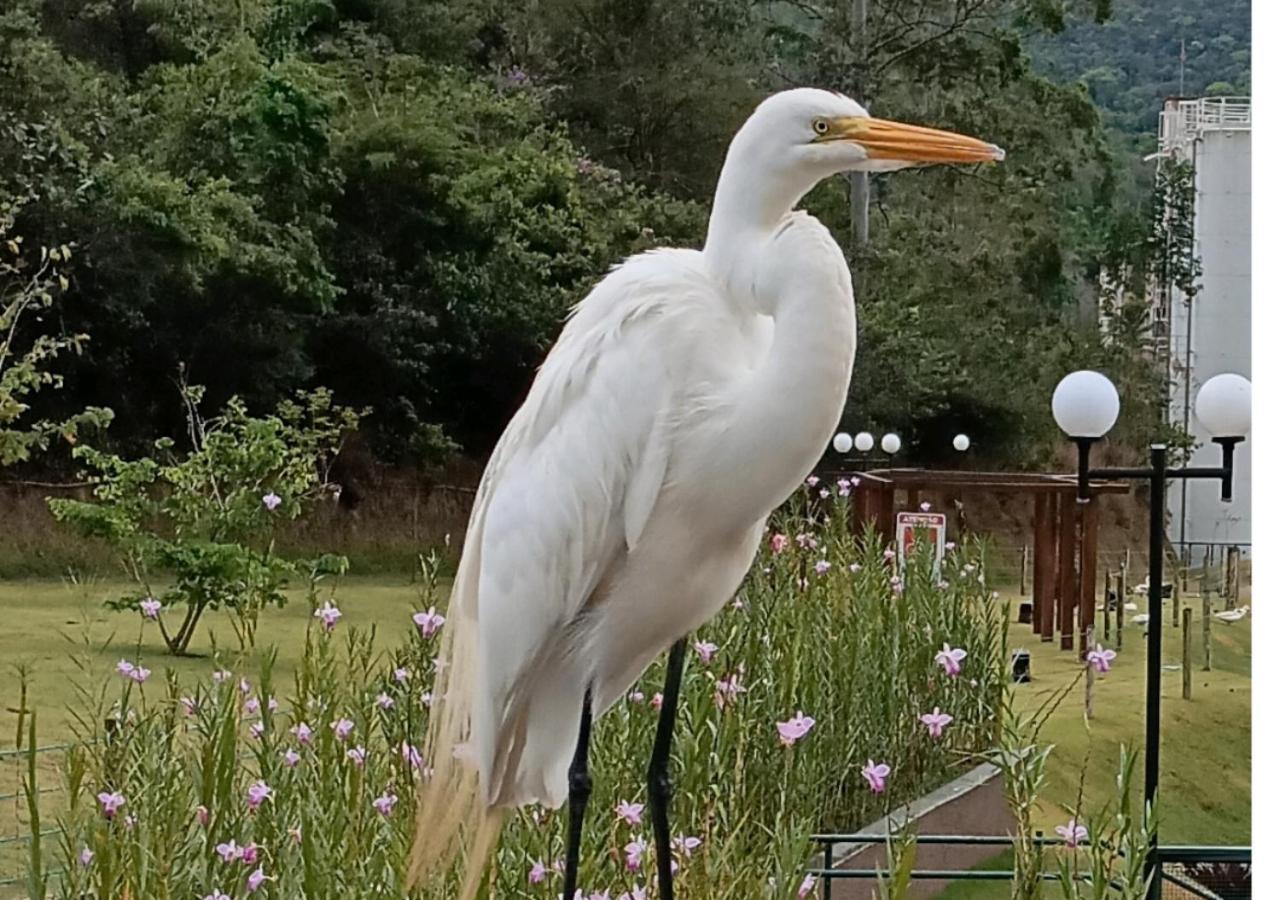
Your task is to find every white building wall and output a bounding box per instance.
[1164,111,1251,557]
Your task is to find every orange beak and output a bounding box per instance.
[820,116,1005,164]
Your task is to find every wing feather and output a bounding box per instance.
[453,248,715,795]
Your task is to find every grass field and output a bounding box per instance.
[0,575,1251,894]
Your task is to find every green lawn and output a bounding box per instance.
[0,577,1251,893]
[1008,592,1251,845]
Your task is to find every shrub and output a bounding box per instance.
[49,385,363,654]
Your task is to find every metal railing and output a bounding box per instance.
[809,833,1251,899]
[1160,96,1251,156]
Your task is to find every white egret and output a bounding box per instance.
[409,88,1003,900]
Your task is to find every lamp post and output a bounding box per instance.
[1053,370,1250,899]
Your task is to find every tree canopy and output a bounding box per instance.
[1,0,1175,474]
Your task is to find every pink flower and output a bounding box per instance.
[629,690,646,704]
[373,792,397,817]
[620,889,648,900]
[180,696,198,716]
[1086,644,1116,674]
[529,860,548,884]
[814,560,831,575]
[393,667,409,683]
[805,476,820,488]
[945,541,956,551]
[282,748,301,768]
[650,693,663,710]
[776,711,816,746]
[246,781,272,811]
[123,814,137,830]
[614,801,644,825]
[331,718,354,741]
[625,837,647,871]
[203,893,230,900]
[238,678,252,695]
[248,721,264,739]
[849,563,862,573]
[196,805,210,826]
[693,641,718,664]
[291,722,313,744]
[244,697,261,716]
[920,707,954,739]
[413,607,446,638]
[798,874,818,897]
[314,601,342,631]
[861,759,891,793]
[714,670,748,710]
[129,666,151,684]
[401,741,424,772]
[246,866,268,893]
[883,548,896,561]
[78,847,94,867]
[240,843,259,866]
[920,501,932,511]
[140,598,161,619]
[216,840,243,863]
[1055,819,1088,848]
[376,692,394,710]
[346,746,367,767]
[795,533,819,551]
[212,669,231,684]
[97,791,126,819]
[115,660,135,678]
[420,691,434,707]
[673,834,702,856]
[818,488,831,499]
[262,492,282,511]
[935,643,967,678]
[732,596,746,610]
[769,533,790,554]
[837,478,852,497]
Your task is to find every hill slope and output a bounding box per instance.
[1030,0,1250,139]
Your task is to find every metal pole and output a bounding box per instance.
[1145,444,1167,899]
[849,0,869,250]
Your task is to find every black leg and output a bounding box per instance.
[562,689,594,900]
[648,637,688,900]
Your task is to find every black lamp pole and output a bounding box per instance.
[1072,437,1240,899]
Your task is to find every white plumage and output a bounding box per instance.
[410,88,1004,893]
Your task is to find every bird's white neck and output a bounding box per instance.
[703,139,816,292]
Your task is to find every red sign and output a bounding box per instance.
[896,512,947,576]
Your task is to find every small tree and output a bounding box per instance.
[0,207,111,466]
[49,384,363,654]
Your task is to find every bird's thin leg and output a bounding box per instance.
[648,637,688,900]
[562,688,594,900]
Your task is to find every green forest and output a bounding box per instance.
[3,0,1230,486]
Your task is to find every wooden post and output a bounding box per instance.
[1078,501,1098,656]
[878,484,895,543]
[1202,594,1212,671]
[1103,572,1112,640]
[1085,625,1096,719]
[1036,494,1057,641]
[1057,491,1076,651]
[1226,545,1240,609]
[1180,545,1189,592]
[1172,571,1181,629]
[1181,607,1193,699]
[1020,544,1029,598]
[1117,559,1126,651]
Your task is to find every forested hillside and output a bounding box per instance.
[1030,0,1250,138]
[3,0,1177,484]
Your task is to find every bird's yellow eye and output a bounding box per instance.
[812,118,830,137]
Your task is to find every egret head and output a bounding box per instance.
[738,88,1005,181]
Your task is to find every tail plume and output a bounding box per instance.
[408,512,505,896]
